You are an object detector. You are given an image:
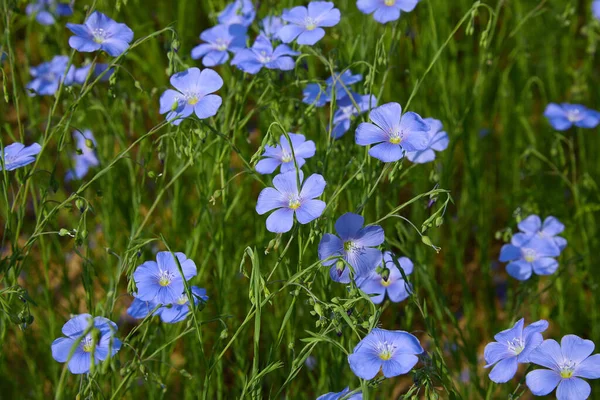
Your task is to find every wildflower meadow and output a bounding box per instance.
[2,0,600,399]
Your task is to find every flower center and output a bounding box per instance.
[185,92,200,105]
[288,195,301,210]
[380,277,392,287]
[281,149,293,163]
[389,128,403,145]
[158,269,175,287]
[507,338,525,355]
[305,17,317,31]
[344,241,358,252]
[335,260,345,276]
[567,109,583,122]
[385,0,396,5]
[93,28,108,43]
[82,336,94,353]
[258,50,272,63]
[522,248,537,263]
[377,341,396,360]
[176,294,188,305]
[560,360,576,378]
[215,38,228,52]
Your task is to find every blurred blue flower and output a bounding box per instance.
[356,0,420,24]
[332,93,377,139]
[594,1,600,20]
[406,118,449,164]
[65,130,98,181]
[231,35,299,74]
[516,215,567,252]
[128,286,208,323]
[303,70,363,107]
[26,55,75,96]
[51,314,121,374]
[133,252,197,305]
[159,67,223,125]
[26,0,72,25]
[544,103,600,131]
[256,171,326,233]
[218,0,256,27]
[66,11,134,57]
[1,142,41,171]
[356,102,429,162]
[255,133,316,175]
[484,318,548,383]
[526,335,600,400]
[278,1,341,45]
[73,63,114,85]
[318,212,384,283]
[357,251,412,304]
[499,232,561,281]
[261,15,286,39]
[191,24,248,67]
[317,387,362,400]
[348,328,423,379]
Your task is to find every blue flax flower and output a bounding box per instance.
[499,232,561,281]
[356,102,429,162]
[218,0,256,27]
[526,335,600,400]
[73,63,114,85]
[317,387,362,400]
[516,215,567,252]
[484,318,549,383]
[594,1,600,20]
[133,252,197,305]
[26,55,75,96]
[332,93,377,139]
[261,15,286,39]
[191,24,248,67]
[26,0,72,25]
[51,314,121,374]
[406,118,449,163]
[128,286,208,324]
[357,252,413,304]
[65,130,99,181]
[256,171,326,233]
[318,212,384,284]
[231,35,299,74]
[255,133,316,175]
[544,103,600,131]
[1,142,42,171]
[303,70,363,107]
[278,1,341,45]
[159,67,223,125]
[66,11,134,57]
[357,0,420,24]
[348,328,423,380]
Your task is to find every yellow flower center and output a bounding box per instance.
[385,0,396,5]
[389,137,401,144]
[289,199,301,210]
[188,96,199,105]
[380,278,392,287]
[305,17,317,31]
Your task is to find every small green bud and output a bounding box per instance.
[59,228,70,236]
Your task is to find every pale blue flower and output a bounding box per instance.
[1,142,42,171]
[278,1,341,45]
[231,35,299,74]
[66,11,134,57]
[191,24,248,67]
[356,0,420,24]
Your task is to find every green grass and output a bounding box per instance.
[1,0,600,398]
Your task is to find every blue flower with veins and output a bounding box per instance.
[255,133,316,175]
[484,318,549,383]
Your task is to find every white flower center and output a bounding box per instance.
[288,195,301,210]
[176,294,188,305]
[305,17,317,31]
[560,360,576,378]
[507,338,525,355]
[258,50,271,63]
[93,28,108,43]
[81,335,94,352]
[184,92,201,105]
[280,148,293,163]
[388,128,403,145]
[158,269,175,287]
[377,341,396,360]
[567,109,583,122]
[215,38,228,52]
[522,248,537,263]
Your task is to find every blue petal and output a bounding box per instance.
[518,215,542,233]
[369,142,403,162]
[296,200,326,224]
[488,356,518,383]
[382,354,419,377]
[266,207,295,233]
[526,369,561,396]
[561,335,595,364]
[575,354,600,379]
[318,233,344,265]
[51,337,76,363]
[556,378,591,400]
[297,28,325,45]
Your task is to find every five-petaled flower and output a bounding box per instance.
[332,94,377,139]
[255,133,316,175]
[26,55,75,96]
[1,142,42,171]
[318,212,384,283]
[128,286,208,324]
[357,251,413,304]
[256,170,326,233]
[66,11,134,57]
[26,0,73,26]
[515,215,567,252]
[317,387,362,400]
[544,103,600,131]
[406,118,449,164]
[278,1,341,45]
[526,335,600,400]
[499,232,561,281]
[191,24,248,67]
[303,70,363,108]
[218,0,256,27]
[356,0,420,24]
[133,251,197,305]
[260,15,286,39]
[50,314,121,374]
[348,328,423,380]
[65,130,99,181]
[356,102,429,162]
[484,318,549,383]
[231,35,299,74]
[159,67,224,125]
